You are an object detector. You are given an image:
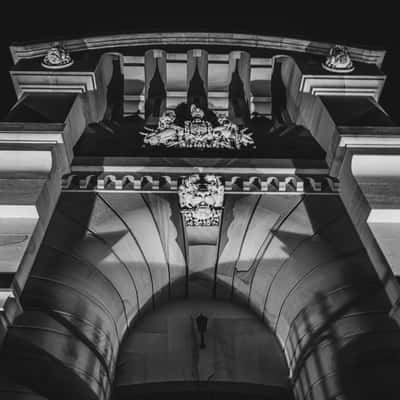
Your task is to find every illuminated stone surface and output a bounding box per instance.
[0,32,400,400]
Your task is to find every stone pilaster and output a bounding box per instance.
[0,52,115,345]
[280,55,400,320]
[0,140,66,345]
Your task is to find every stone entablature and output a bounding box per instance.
[9,32,385,66]
[61,172,339,194]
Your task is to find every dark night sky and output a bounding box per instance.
[0,6,399,122]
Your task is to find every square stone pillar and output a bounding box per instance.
[0,51,116,345]
[280,54,400,323]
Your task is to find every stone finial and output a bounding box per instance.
[322,45,355,73]
[41,42,74,69]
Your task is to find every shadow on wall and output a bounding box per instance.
[145,62,166,122]
[2,191,400,400]
[289,194,400,400]
[0,192,102,400]
[289,287,400,399]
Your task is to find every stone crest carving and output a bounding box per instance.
[322,45,355,73]
[41,43,74,69]
[179,174,224,226]
[140,105,254,150]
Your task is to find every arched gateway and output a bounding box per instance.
[1,33,400,400]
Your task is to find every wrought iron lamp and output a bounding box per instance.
[196,313,208,349]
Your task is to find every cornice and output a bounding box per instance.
[62,173,339,194]
[10,32,386,66]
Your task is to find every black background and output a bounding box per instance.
[0,5,398,122]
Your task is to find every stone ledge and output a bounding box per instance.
[10,70,97,97]
[62,173,339,194]
[299,74,386,101]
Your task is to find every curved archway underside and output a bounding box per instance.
[1,192,400,400]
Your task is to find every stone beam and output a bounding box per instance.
[10,53,114,118]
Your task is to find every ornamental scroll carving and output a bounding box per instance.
[178,174,224,226]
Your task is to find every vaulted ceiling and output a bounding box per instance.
[1,192,400,400]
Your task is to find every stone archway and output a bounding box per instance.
[1,189,400,400]
[114,299,292,399]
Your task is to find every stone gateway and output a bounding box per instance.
[0,32,400,400]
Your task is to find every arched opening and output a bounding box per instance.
[114,299,293,400]
[1,190,400,400]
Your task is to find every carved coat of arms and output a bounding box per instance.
[140,105,254,150]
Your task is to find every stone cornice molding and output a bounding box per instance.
[10,70,98,96]
[0,123,70,178]
[10,52,114,97]
[338,126,400,147]
[62,173,339,194]
[10,32,386,66]
[348,152,400,224]
[0,122,66,143]
[329,126,400,177]
[299,74,386,101]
